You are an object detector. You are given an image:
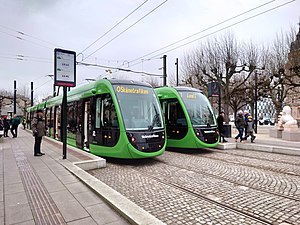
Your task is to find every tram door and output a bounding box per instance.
[161,99,188,139]
[83,101,90,150]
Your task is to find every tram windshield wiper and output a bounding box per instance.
[149,113,159,131]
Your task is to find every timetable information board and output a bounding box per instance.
[54,48,76,87]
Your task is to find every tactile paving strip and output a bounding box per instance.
[12,145,66,225]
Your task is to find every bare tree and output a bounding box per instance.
[182,32,259,121]
[264,28,298,120]
[142,77,161,88]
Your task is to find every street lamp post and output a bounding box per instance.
[175,58,179,86]
[254,70,258,134]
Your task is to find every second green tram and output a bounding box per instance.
[27,79,166,158]
[155,86,219,149]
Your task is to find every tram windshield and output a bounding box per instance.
[179,91,217,127]
[113,85,163,131]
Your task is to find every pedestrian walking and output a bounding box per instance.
[0,118,3,138]
[245,115,256,143]
[234,110,246,143]
[3,116,10,137]
[217,111,227,143]
[22,117,27,129]
[31,109,46,156]
[244,110,250,139]
[10,114,20,138]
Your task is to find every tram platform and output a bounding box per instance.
[218,125,300,155]
[0,129,164,225]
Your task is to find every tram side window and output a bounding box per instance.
[95,98,101,129]
[95,94,119,129]
[76,101,83,133]
[67,102,77,134]
[56,106,61,139]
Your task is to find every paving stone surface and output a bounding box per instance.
[90,149,300,225]
[0,130,130,225]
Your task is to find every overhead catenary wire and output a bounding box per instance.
[0,24,60,48]
[78,61,163,77]
[126,0,277,66]
[33,79,53,91]
[82,0,169,62]
[0,29,53,50]
[79,1,295,78]
[0,55,52,63]
[0,53,52,61]
[127,0,296,68]
[78,0,149,56]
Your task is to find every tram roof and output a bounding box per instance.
[27,78,154,111]
[174,86,203,93]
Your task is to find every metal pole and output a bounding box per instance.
[163,55,167,86]
[13,80,17,114]
[254,70,258,134]
[218,82,222,115]
[53,84,56,97]
[175,58,179,86]
[31,82,34,106]
[62,86,67,159]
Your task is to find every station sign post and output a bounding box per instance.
[54,48,76,159]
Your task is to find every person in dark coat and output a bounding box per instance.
[3,117,10,137]
[10,114,20,138]
[234,110,246,143]
[31,110,46,156]
[217,111,227,142]
[244,110,249,139]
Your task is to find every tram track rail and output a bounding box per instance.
[129,157,300,224]
[91,153,300,225]
[152,156,300,202]
[131,166,272,225]
[208,148,300,167]
[191,148,300,178]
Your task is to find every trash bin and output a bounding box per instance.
[223,124,232,138]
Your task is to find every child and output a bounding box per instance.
[246,115,256,143]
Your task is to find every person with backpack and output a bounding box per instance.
[234,110,246,143]
[10,114,21,138]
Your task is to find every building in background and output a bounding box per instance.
[245,97,276,120]
[286,22,300,123]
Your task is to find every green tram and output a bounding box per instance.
[27,79,166,158]
[155,86,219,149]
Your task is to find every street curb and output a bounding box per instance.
[218,142,300,156]
[216,143,236,150]
[60,160,166,225]
[43,135,106,169]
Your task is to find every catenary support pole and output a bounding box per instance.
[14,80,17,114]
[163,55,167,86]
[31,82,34,107]
[175,58,179,86]
[254,70,258,134]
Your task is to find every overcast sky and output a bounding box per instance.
[0,0,299,102]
